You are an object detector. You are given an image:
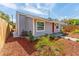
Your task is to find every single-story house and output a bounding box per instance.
[13,12,66,37]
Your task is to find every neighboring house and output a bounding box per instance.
[14,12,66,37]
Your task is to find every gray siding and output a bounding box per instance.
[18,14,33,36]
[25,17,33,32]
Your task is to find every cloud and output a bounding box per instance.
[24,3,56,15]
[23,6,48,15]
[37,4,41,8]
[25,3,30,6]
[0,3,56,16]
[0,3,17,9]
[0,3,48,15]
[37,3,56,12]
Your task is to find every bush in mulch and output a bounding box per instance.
[34,36,65,56]
[34,45,65,56]
[35,36,53,50]
[76,39,79,42]
[71,29,79,34]
[62,25,79,34]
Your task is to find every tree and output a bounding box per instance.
[64,19,79,25]
[0,11,10,22]
[0,11,16,29]
[9,21,16,29]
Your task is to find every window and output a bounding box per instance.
[36,21,45,32]
[56,24,59,29]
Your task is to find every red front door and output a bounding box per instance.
[52,23,54,32]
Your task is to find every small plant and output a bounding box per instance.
[21,31,37,41]
[49,34,55,39]
[44,34,50,38]
[21,30,29,36]
[28,31,36,41]
[76,39,79,42]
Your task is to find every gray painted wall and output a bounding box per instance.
[25,17,33,32]
[34,21,52,36]
[18,14,33,36]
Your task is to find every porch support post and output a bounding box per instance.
[16,12,20,37]
[32,18,35,36]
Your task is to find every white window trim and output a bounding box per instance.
[56,24,60,29]
[36,21,45,32]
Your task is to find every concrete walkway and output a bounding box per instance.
[64,36,78,41]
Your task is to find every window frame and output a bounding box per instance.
[36,21,45,32]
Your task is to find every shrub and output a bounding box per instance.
[21,31,37,41]
[34,36,65,56]
[76,39,79,42]
[35,42,64,56]
[72,29,79,34]
[42,34,55,40]
[28,31,36,41]
[21,30,29,36]
[44,34,49,37]
[35,36,54,50]
[49,34,55,39]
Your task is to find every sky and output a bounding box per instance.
[0,3,79,22]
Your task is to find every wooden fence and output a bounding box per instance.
[0,18,10,50]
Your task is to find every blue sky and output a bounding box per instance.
[0,3,79,22]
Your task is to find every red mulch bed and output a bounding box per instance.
[6,37,37,55]
[1,35,79,56]
[0,36,37,56]
[56,39,79,56]
[68,33,79,38]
